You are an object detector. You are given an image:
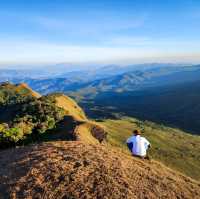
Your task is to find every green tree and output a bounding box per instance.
[1,127,23,143]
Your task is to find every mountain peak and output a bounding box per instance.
[0,82,41,99]
[16,83,41,98]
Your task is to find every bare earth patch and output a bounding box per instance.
[0,141,200,199]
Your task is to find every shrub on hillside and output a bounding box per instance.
[0,94,65,148]
[0,124,24,147]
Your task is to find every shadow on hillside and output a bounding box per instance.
[0,116,84,150]
[26,116,82,144]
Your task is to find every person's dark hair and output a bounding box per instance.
[133,129,141,135]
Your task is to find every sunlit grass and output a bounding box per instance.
[98,117,200,180]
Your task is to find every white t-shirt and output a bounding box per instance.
[126,135,150,156]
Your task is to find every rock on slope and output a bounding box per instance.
[0,141,200,199]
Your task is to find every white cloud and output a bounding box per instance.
[0,39,200,65]
[0,40,155,64]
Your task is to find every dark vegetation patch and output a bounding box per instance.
[0,83,66,148]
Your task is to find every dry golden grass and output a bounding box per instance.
[99,118,200,180]
[74,121,106,144]
[16,83,41,98]
[1,85,200,198]
[0,82,41,99]
[75,123,99,144]
[0,141,200,199]
[55,95,86,121]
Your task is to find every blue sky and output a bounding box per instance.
[0,0,200,65]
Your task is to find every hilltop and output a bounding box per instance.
[1,141,200,199]
[1,83,200,198]
[0,82,41,98]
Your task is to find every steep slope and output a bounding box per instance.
[15,83,41,98]
[0,141,200,199]
[55,94,86,121]
[99,118,200,180]
[74,121,107,144]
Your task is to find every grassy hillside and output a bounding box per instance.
[0,82,106,149]
[1,83,200,198]
[98,117,200,180]
[55,94,86,121]
[1,82,200,182]
[0,82,41,103]
[0,83,88,148]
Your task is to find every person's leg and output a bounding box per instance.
[127,142,133,153]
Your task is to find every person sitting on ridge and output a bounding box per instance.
[126,129,151,159]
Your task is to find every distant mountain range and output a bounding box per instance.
[0,63,192,84]
[2,63,199,94]
[69,64,200,96]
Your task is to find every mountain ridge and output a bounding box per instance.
[1,82,200,198]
